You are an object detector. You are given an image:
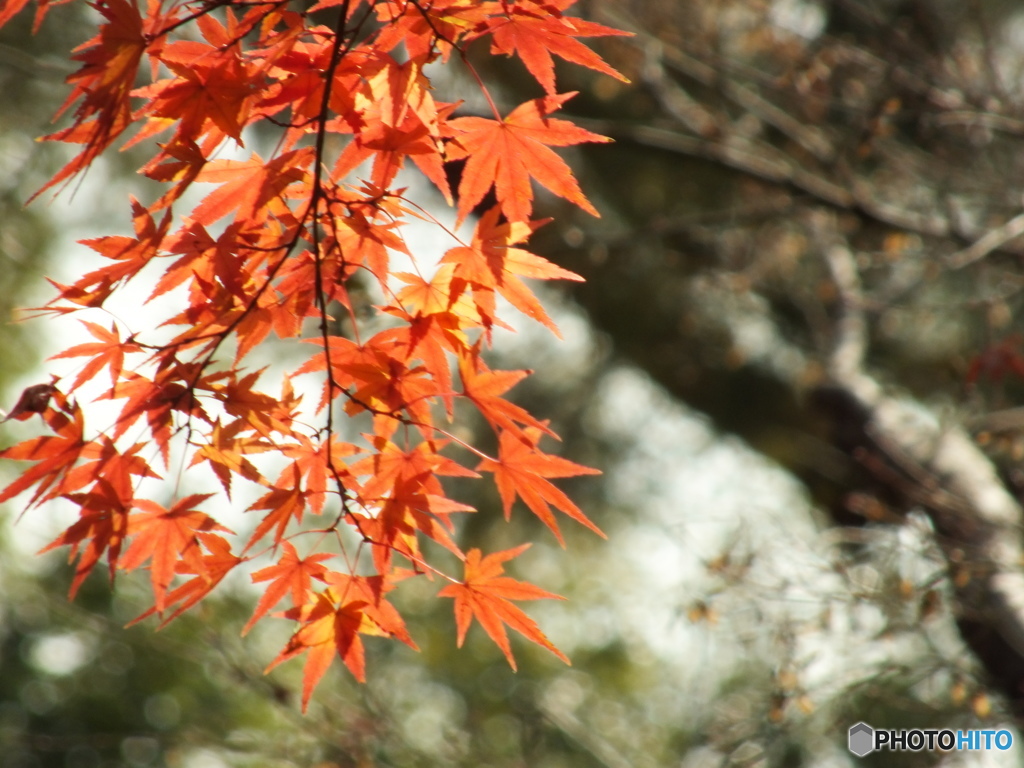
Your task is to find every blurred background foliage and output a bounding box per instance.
[5,1,1024,766]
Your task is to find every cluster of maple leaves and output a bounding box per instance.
[0,0,627,709]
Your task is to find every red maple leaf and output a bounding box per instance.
[189,149,314,226]
[40,479,130,598]
[189,418,271,498]
[32,0,149,198]
[0,393,89,507]
[132,15,258,146]
[244,464,310,552]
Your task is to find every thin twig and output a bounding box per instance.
[947,211,1024,269]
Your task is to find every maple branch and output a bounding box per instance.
[307,0,367,521]
[0,0,615,699]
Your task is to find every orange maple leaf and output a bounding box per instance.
[478,427,603,545]
[439,544,568,670]
[274,433,357,515]
[244,541,332,635]
[447,92,610,224]
[68,197,171,308]
[189,148,314,225]
[49,320,140,389]
[442,207,583,334]
[475,0,631,95]
[40,479,130,598]
[189,418,271,499]
[33,0,148,198]
[119,494,233,612]
[267,575,417,712]
[0,392,89,507]
[132,18,258,146]
[331,56,452,202]
[129,532,241,627]
[372,1,487,61]
[458,352,554,439]
[244,464,309,552]
[58,438,160,508]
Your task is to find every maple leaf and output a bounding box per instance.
[244,464,310,552]
[474,0,631,95]
[439,545,568,670]
[66,197,171,308]
[277,433,359,515]
[32,0,148,198]
[266,575,416,712]
[442,207,583,334]
[0,392,89,507]
[40,479,130,598]
[323,572,417,650]
[244,541,332,635]
[132,19,258,146]
[119,494,233,612]
[98,367,196,466]
[354,485,473,575]
[129,533,241,627]
[2,382,57,422]
[267,592,368,712]
[458,352,555,439]
[49,321,140,389]
[295,333,442,426]
[314,206,410,292]
[373,1,486,60]
[208,370,301,442]
[351,437,477,569]
[189,418,271,498]
[0,0,34,30]
[447,92,610,224]
[381,272,480,414]
[58,438,160,508]
[189,149,314,226]
[966,334,1024,387]
[155,221,253,302]
[353,437,478,502]
[331,56,452,203]
[139,136,207,210]
[478,427,603,546]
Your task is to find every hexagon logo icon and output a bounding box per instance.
[849,722,874,757]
